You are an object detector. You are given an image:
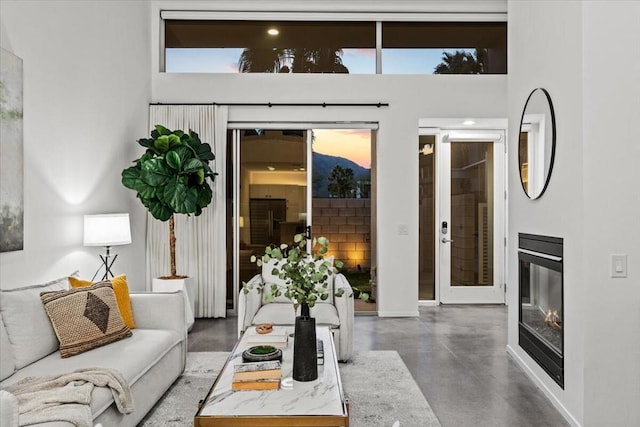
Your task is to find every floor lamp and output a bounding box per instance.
[84,213,132,281]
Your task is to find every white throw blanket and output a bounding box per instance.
[3,368,134,427]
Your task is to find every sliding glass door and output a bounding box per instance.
[227,127,375,313]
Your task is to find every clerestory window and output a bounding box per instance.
[163,19,506,75]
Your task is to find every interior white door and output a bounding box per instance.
[438,130,505,304]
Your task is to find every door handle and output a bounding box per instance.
[441,238,454,243]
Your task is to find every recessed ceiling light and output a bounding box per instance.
[267,166,275,171]
[267,28,279,36]
[463,120,475,126]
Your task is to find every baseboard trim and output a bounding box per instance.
[377,311,419,317]
[506,345,582,427]
[418,300,439,307]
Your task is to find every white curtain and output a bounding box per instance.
[146,105,228,318]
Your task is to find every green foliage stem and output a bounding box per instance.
[243,234,368,308]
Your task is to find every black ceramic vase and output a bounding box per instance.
[293,303,318,382]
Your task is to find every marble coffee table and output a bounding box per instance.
[194,325,349,426]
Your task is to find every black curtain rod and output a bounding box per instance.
[150,102,389,108]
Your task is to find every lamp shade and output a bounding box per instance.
[83,213,132,246]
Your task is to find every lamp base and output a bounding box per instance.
[91,246,118,282]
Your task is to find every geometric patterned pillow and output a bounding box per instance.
[68,274,136,329]
[40,282,132,358]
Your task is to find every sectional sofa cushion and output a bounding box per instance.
[252,301,341,327]
[0,275,69,369]
[0,317,15,381]
[69,274,136,329]
[0,328,183,421]
[40,282,132,358]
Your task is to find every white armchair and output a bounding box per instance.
[238,272,354,362]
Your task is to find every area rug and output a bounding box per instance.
[140,351,441,427]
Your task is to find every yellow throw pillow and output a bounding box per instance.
[69,274,136,329]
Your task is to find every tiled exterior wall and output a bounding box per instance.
[311,198,371,271]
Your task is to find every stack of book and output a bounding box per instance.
[232,360,282,391]
[317,339,324,365]
[246,328,289,348]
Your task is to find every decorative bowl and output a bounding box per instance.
[242,345,283,363]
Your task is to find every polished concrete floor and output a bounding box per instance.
[188,305,569,427]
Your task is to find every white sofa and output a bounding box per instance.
[0,277,187,427]
[238,271,354,362]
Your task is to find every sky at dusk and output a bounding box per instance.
[166,48,466,74]
[313,129,371,169]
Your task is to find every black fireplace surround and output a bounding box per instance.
[518,233,564,388]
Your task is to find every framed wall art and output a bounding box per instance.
[0,48,24,252]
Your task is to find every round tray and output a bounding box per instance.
[242,345,283,363]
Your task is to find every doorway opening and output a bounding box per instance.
[419,127,506,305]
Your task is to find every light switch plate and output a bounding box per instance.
[398,224,408,235]
[611,254,627,278]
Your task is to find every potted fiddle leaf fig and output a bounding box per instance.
[121,125,216,328]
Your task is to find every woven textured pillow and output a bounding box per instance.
[40,282,132,358]
[68,274,136,329]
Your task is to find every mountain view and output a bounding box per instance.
[313,152,370,198]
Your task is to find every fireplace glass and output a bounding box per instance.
[518,233,564,388]
[520,261,563,354]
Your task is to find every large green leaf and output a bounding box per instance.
[195,169,205,184]
[154,124,171,136]
[202,163,215,177]
[141,158,172,187]
[172,146,192,164]
[137,138,153,148]
[196,143,215,161]
[198,184,212,208]
[167,134,181,148]
[166,151,181,170]
[154,135,170,153]
[183,158,203,173]
[164,177,198,214]
[134,180,155,200]
[121,166,141,190]
[149,202,173,221]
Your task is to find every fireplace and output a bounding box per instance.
[518,233,564,388]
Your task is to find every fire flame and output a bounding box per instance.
[544,310,561,329]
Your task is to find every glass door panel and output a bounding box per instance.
[311,129,375,312]
[230,127,376,313]
[438,132,505,304]
[418,135,436,300]
[235,129,308,308]
[450,141,494,287]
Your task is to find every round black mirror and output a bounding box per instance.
[518,88,556,199]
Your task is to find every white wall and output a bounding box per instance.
[508,1,640,426]
[507,0,585,424]
[0,0,151,290]
[582,2,640,425]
